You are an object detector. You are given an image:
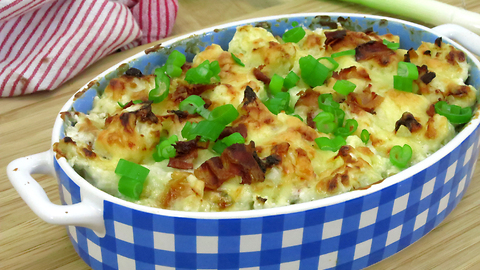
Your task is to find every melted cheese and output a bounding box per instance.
[54,25,476,212]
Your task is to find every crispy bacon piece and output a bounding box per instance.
[253,66,271,85]
[134,102,158,123]
[168,140,206,170]
[416,65,437,85]
[345,85,384,114]
[218,124,248,140]
[306,111,316,129]
[355,41,396,66]
[271,142,290,160]
[426,104,436,117]
[404,48,418,63]
[332,66,371,81]
[334,145,355,164]
[172,83,217,103]
[423,50,431,56]
[446,49,466,65]
[296,89,320,108]
[435,37,442,47]
[194,142,266,189]
[125,67,143,77]
[243,86,257,106]
[395,112,422,133]
[325,30,346,47]
[167,110,189,121]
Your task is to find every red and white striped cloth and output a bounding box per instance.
[0,0,178,97]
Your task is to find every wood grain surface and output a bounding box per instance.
[2,1,480,269]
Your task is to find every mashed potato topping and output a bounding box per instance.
[54,25,476,211]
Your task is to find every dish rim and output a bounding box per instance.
[51,12,480,219]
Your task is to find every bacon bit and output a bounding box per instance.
[426,104,436,117]
[420,71,436,85]
[425,117,437,139]
[447,85,470,98]
[218,124,248,140]
[64,137,75,144]
[346,85,384,114]
[296,89,320,108]
[120,113,133,132]
[271,142,290,159]
[82,148,97,158]
[243,86,258,106]
[253,66,270,85]
[446,50,466,65]
[168,110,189,121]
[395,112,422,133]
[334,145,356,164]
[181,62,192,73]
[325,30,347,47]
[172,83,218,103]
[264,155,281,168]
[332,66,371,81]
[125,67,143,77]
[256,196,267,203]
[423,50,431,56]
[134,103,158,124]
[435,37,442,47]
[194,142,265,190]
[355,41,396,66]
[160,172,192,209]
[404,48,418,63]
[168,140,201,170]
[306,111,316,129]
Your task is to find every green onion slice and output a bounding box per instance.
[185,120,225,141]
[282,27,306,43]
[166,50,186,67]
[179,95,206,114]
[299,55,330,87]
[313,111,337,134]
[269,74,284,94]
[231,53,245,67]
[118,176,145,200]
[361,129,370,144]
[318,56,339,71]
[152,135,178,162]
[315,136,346,152]
[333,80,356,95]
[331,49,355,58]
[264,92,290,115]
[115,159,150,181]
[284,71,300,89]
[393,75,413,92]
[318,93,340,113]
[185,60,220,84]
[383,39,400,50]
[208,104,239,125]
[334,119,358,137]
[149,68,171,103]
[390,144,412,168]
[166,64,183,78]
[434,101,473,124]
[397,62,419,80]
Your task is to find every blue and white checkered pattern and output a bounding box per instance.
[54,14,480,270]
[55,126,480,270]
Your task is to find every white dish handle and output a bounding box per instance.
[432,24,480,56]
[7,151,105,234]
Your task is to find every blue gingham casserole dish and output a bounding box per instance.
[7,13,480,270]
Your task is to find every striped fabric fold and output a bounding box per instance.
[0,0,178,97]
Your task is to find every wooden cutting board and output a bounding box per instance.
[2,1,480,269]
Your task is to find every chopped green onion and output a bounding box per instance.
[397,62,419,80]
[361,129,370,144]
[284,71,300,89]
[166,64,182,78]
[269,74,284,94]
[181,121,196,140]
[178,95,209,118]
[212,141,228,154]
[166,50,186,67]
[291,21,299,27]
[332,108,345,128]
[115,159,150,181]
[331,49,356,58]
[315,136,346,152]
[264,92,290,115]
[231,53,245,67]
[299,55,330,87]
[282,27,306,43]
[292,114,303,122]
[185,120,225,141]
[318,57,339,71]
[390,144,412,168]
[434,101,473,124]
[393,75,413,92]
[383,39,400,50]
[333,80,356,95]
[318,93,340,113]
[222,132,245,146]
[118,100,142,108]
[118,176,145,200]
[208,104,239,125]
[185,60,220,84]
[313,111,337,134]
[334,119,358,137]
[149,68,171,103]
[152,135,178,162]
